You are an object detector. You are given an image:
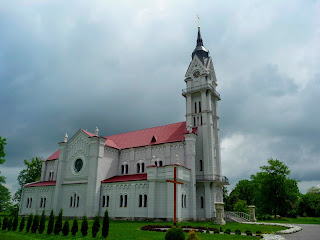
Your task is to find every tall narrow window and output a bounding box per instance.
[181,194,184,208]
[155,161,158,166]
[124,195,127,207]
[102,196,106,207]
[200,197,204,208]
[70,197,73,207]
[52,172,54,180]
[30,198,32,208]
[121,165,124,174]
[184,195,187,208]
[40,198,43,208]
[200,160,203,171]
[44,198,46,208]
[199,101,201,112]
[144,195,147,207]
[139,195,142,207]
[27,198,29,208]
[74,194,76,207]
[106,196,109,207]
[120,195,123,207]
[195,102,197,113]
[141,163,145,173]
[125,165,128,174]
[137,163,140,173]
[159,161,163,167]
[77,196,79,207]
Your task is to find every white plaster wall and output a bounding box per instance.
[61,184,88,217]
[44,161,57,181]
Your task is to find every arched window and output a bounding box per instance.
[200,196,204,208]
[27,198,29,208]
[125,164,128,174]
[184,195,187,208]
[40,198,43,208]
[155,161,158,166]
[30,198,32,208]
[77,196,79,207]
[181,194,187,208]
[102,196,106,207]
[200,160,203,171]
[124,195,127,207]
[106,196,109,207]
[74,194,76,207]
[195,102,197,113]
[137,163,140,173]
[144,195,147,207]
[199,101,201,112]
[139,195,142,207]
[121,165,124,174]
[141,163,145,172]
[120,195,123,207]
[159,161,163,167]
[70,197,73,207]
[44,198,46,208]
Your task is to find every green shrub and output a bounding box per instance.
[165,227,185,240]
[206,228,210,233]
[19,217,25,232]
[54,209,63,235]
[26,214,33,232]
[71,217,78,236]
[246,230,252,236]
[31,214,40,233]
[7,218,13,231]
[2,216,8,230]
[224,228,231,234]
[102,210,109,238]
[47,210,54,235]
[38,211,46,234]
[214,229,219,234]
[62,220,69,236]
[187,229,199,240]
[220,226,223,232]
[92,216,100,238]
[0,217,2,229]
[12,213,18,231]
[235,229,241,235]
[81,216,88,237]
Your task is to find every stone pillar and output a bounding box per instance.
[248,205,257,222]
[214,202,226,225]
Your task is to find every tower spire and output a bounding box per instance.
[192,19,209,60]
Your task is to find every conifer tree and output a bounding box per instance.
[54,209,63,235]
[26,214,33,232]
[2,216,8,230]
[38,210,46,234]
[71,217,78,236]
[12,213,18,231]
[92,215,100,238]
[31,214,40,233]
[62,220,69,236]
[19,217,25,232]
[0,217,2,229]
[7,218,13,231]
[102,209,109,238]
[81,216,88,237]
[47,210,55,235]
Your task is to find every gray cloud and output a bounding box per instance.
[1,0,320,194]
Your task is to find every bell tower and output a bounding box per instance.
[183,25,222,179]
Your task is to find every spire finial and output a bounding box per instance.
[64,133,68,143]
[94,127,99,136]
[197,14,200,28]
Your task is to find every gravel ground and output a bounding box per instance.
[280,224,320,240]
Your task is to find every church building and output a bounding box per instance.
[19,26,229,221]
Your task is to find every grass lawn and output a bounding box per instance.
[0,219,286,239]
[258,217,320,225]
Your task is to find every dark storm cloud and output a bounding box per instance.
[1,0,319,194]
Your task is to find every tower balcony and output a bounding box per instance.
[196,174,229,184]
[182,83,221,100]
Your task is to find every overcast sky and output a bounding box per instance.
[1,0,320,196]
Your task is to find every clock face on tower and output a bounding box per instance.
[193,71,200,78]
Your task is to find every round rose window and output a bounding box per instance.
[74,159,83,173]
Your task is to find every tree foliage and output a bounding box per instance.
[19,217,25,232]
[233,199,249,213]
[2,216,8,230]
[71,217,78,236]
[12,212,18,231]
[102,209,109,238]
[92,216,100,238]
[0,137,11,211]
[297,186,320,217]
[62,220,70,236]
[47,210,55,235]
[31,214,40,233]
[14,157,42,203]
[54,209,63,235]
[165,227,185,240]
[38,210,46,234]
[7,217,13,231]
[26,214,33,232]
[81,216,88,237]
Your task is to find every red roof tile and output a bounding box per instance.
[25,181,56,187]
[81,129,96,137]
[46,150,60,161]
[101,173,147,183]
[105,121,186,149]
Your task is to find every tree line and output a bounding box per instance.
[1,208,110,238]
[224,158,320,218]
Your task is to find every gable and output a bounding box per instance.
[185,55,208,78]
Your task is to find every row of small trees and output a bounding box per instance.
[1,209,110,238]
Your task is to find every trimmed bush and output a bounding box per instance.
[62,220,69,236]
[246,230,252,236]
[224,228,231,234]
[220,226,223,232]
[19,217,25,232]
[31,214,40,233]
[12,213,18,231]
[26,214,33,232]
[81,216,88,237]
[214,229,220,234]
[7,218,13,231]
[47,210,55,235]
[71,217,78,236]
[235,229,241,235]
[0,217,2,229]
[102,210,109,238]
[54,209,63,235]
[38,210,46,234]
[187,229,199,240]
[206,228,210,233]
[2,216,8,230]
[165,227,185,240]
[92,216,100,238]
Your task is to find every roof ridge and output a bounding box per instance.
[105,121,186,138]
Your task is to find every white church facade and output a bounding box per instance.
[19,26,229,221]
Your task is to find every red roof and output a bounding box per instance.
[105,121,187,149]
[101,173,147,183]
[81,129,96,137]
[25,181,56,187]
[46,150,60,161]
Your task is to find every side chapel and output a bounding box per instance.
[19,25,229,221]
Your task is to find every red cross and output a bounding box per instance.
[167,166,184,226]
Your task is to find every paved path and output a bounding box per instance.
[281,224,320,240]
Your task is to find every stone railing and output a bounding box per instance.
[182,83,221,99]
[225,211,250,222]
[196,174,229,184]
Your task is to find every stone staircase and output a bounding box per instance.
[225,211,251,223]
